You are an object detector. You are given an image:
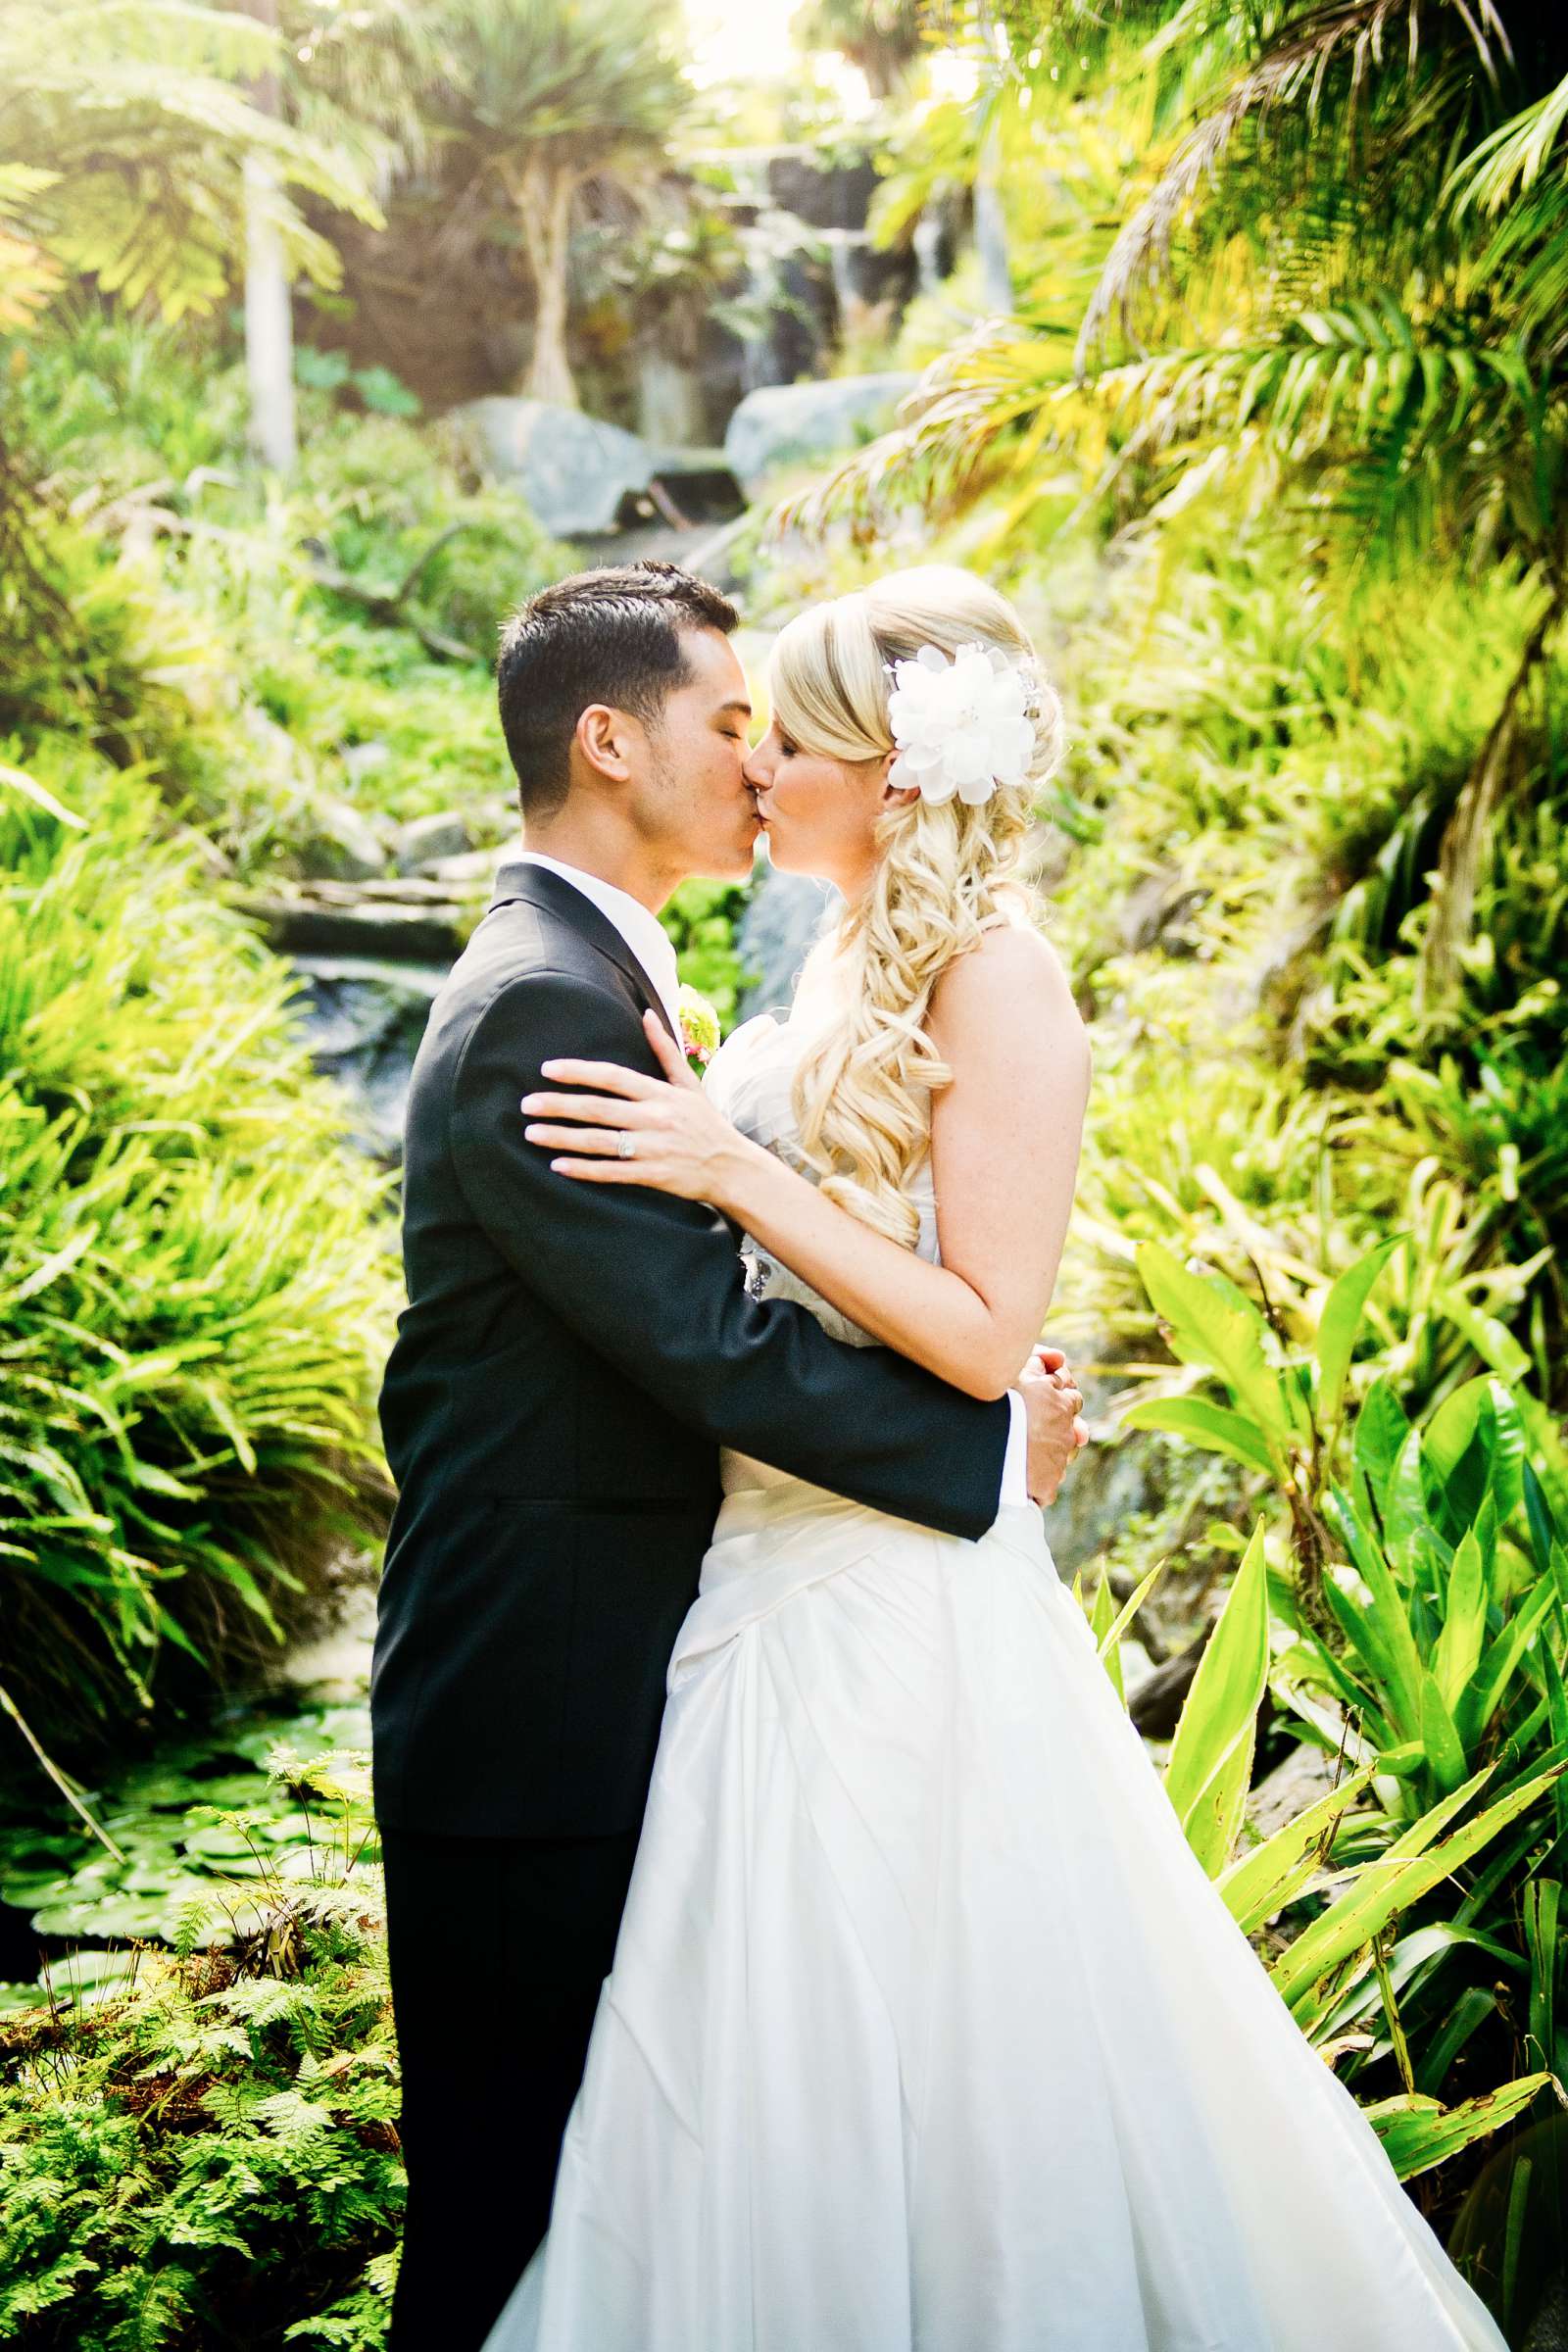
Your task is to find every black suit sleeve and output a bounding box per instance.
[448,966,1010,1543]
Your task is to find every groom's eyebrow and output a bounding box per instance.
[714,698,753,721]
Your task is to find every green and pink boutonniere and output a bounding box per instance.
[677,986,720,1076]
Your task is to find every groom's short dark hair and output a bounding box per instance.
[497,560,739,820]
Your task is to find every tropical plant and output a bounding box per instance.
[794,2,1568,1004]
[1081,1466,1564,2217]
[795,0,925,100]
[0,0,382,328]
[425,0,690,407]
[1084,1228,1568,2208]
[0,759,394,1758]
[0,1745,401,2349]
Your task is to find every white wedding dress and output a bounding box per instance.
[482,954,1508,2352]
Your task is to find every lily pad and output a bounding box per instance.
[180,1824,270,1863]
[177,1775,275,1811]
[30,1893,173,1939]
[0,1980,51,2016]
[259,1811,323,1845]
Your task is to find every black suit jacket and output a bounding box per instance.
[370,858,1010,1838]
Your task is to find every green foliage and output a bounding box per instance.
[0,1693,375,1968]
[293,412,568,659]
[1105,1236,1568,2203]
[0,757,394,1755]
[1,314,567,877]
[0,0,385,325]
[0,1749,401,2350]
[660,877,756,1031]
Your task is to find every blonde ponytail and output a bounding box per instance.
[769,565,1064,1247]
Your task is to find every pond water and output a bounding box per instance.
[0,1590,379,2012]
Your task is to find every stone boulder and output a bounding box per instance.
[723,372,919,497]
[450,399,742,538]
[294,798,390,885]
[290,954,448,1161]
[392,809,475,876]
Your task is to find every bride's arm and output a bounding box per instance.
[520,928,1092,1404]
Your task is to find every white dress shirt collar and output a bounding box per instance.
[515,851,682,1037]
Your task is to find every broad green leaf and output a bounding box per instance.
[1217,1761,1376,1935]
[1319,1570,1418,1742]
[1135,1244,1296,1455]
[1354,1378,1413,1520]
[1271,1760,1564,2015]
[1089,1566,1123,1703]
[1163,1521,1271,1877]
[1433,1530,1488,1714]
[1427,1378,1524,1532]
[1458,1574,1561,1747]
[1120,1396,1275,1474]
[1417,1672,1470,1793]
[1096,1557,1167,1666]
[1316,1236,1400,1430]
[1322,1485,1425,1737]
[1433,1286,1530,1384]
[1362,2076,1560,2181]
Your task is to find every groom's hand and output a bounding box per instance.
[1019,1347,1088,1507]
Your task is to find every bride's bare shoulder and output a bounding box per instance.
[929,919,1089,1062]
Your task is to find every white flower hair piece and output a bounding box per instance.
[884,641,1040,807]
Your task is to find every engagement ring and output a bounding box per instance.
[616,1132,636,1160]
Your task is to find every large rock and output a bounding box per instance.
[723,372,919,496]
[240,878,479,965]
[294,799,391,885]
[450,399,741,537]
[290,954,449,1161]
[392,809,474,876]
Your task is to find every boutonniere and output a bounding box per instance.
[677,985,720,1076]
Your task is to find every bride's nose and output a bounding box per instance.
[742,739,771,788]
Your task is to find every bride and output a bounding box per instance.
[487,565,1507,2350]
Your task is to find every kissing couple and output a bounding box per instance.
[370,560,1507,2351]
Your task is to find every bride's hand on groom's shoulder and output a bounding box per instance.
[520,1010,753,1209]
[1018,1346,1089,1507]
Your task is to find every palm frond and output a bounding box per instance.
[1075,0,1513,368]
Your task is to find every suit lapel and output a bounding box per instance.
[488,858,679,1046]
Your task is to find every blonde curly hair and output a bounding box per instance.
[770,565,1065,1248]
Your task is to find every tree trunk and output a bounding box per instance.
[972,0,1013,316]
[973,113,1013,316]
[519,158,579,410]
[240,0,296,472]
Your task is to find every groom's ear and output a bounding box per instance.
[575,702,638,786]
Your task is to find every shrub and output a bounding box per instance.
[0,1750,401,2350]
[0,754,395,1758]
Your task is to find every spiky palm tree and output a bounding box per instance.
[427,0,689,411]
[794,1,1568,989]
[227,0,438,469]
[0,0,381,328]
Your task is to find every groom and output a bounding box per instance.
[371,559,1087,2351]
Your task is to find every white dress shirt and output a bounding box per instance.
[516,851,1031,1514]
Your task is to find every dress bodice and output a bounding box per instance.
[702,947,940,1363]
